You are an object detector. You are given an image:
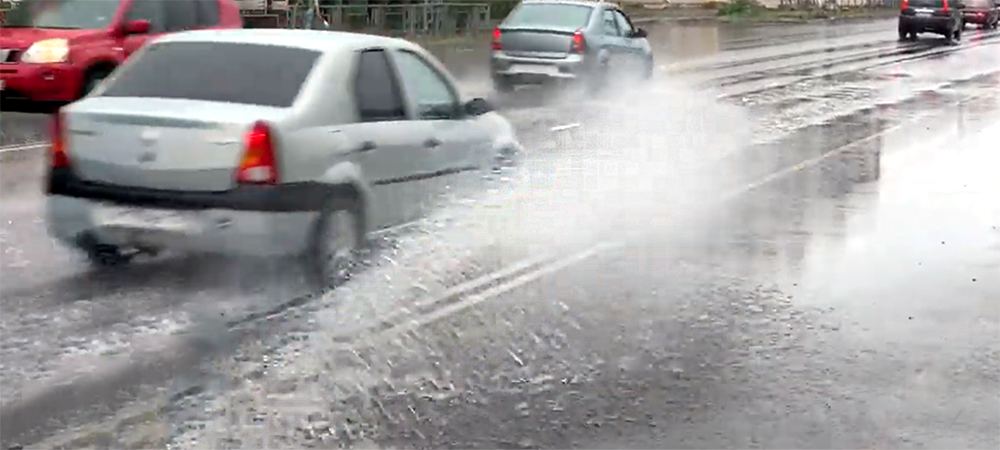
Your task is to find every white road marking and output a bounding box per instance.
[0,142,48,154]
[363,241,620,345]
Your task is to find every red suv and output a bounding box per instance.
[0,0,242,104]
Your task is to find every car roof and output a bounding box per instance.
[154,29,421,54]
[521,0,619,8]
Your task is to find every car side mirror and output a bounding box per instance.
[464,97,493,116]
[631,28,647,39]
[124,20,151,35]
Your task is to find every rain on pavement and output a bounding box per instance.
[2,17,998,449]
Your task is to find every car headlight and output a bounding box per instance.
[21,39,70,64]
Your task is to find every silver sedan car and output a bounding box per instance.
[489,0,653,93]
[45,29,522,287]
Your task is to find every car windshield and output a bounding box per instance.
[99,41,320,108]
[2,0,121,30]
[502,3,594,31]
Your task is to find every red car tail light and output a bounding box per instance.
[236,121,279,185]
[49,110,70,169]
[570,30,586,54]
[491,28,502,51]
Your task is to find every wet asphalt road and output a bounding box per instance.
[3,18,999,449]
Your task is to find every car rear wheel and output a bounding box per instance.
[306,204,363,290]
[79,234,134,269]
[898,24,909,41]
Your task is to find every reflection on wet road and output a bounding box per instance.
[2,18,999,449]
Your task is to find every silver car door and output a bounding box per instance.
[598,7,628,81]
[613,8,650,80]
[344,48,436,229]
[389,48,492,205]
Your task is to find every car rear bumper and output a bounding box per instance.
[490,51,587,83]
[0,62,82,102]
[45,168,361,257]
[962,12,993,24]
[47,194,319,257]
[899,15,953,32]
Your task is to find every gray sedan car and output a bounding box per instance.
[489,0,654,93]
[45,29,522,287]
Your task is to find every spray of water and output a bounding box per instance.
[171,78,757,448]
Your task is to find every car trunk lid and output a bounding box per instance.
[65,97,287,192]
[496,2,594,58]
[497,27,578,58]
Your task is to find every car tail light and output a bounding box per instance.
[901,0,908,9]
[570,30,585,54]
[49,110,70,169]
[491,28,502,51]
[942,0,949,12]
[236,121,278,184]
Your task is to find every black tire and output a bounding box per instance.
[83,241,134,269]
[909,31,918,41]
[954,25,962,42]
[80,68,112,99]
[492,76,514,94]
[898,24,909,41]
[944,26,956,44]
[306,202,364,290]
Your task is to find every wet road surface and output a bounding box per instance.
[2,17,999,448]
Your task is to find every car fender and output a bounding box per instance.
[317,161,374,231]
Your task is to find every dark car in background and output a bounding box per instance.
[898,0,966,44]
[961,0,999,28]
[488,0,653,94]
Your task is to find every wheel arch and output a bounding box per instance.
[79,60,118,98]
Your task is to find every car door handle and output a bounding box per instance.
[424,138,442,149]
[353,140,377,154]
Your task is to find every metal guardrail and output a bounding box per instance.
[778,0,901,8]
[283,2,494,37]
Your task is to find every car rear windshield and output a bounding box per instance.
[908,0,945,7]
[502,3,594,31]
[966,0,992,7]
[2,0,121,29]
[100,42,320,108]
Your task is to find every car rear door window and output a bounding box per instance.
[100,42,319,108]
[163,0,198,31]
[502,3,594,32]
[392,50,460,120]
[354,49,408,122]
[126,0,165,33]
[908,0,944,7]
[195,0,220,26]
[601,9,620,36]
[613,10,634,36]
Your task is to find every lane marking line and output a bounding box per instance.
[357,241,621,347]
[0,142,47,153]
